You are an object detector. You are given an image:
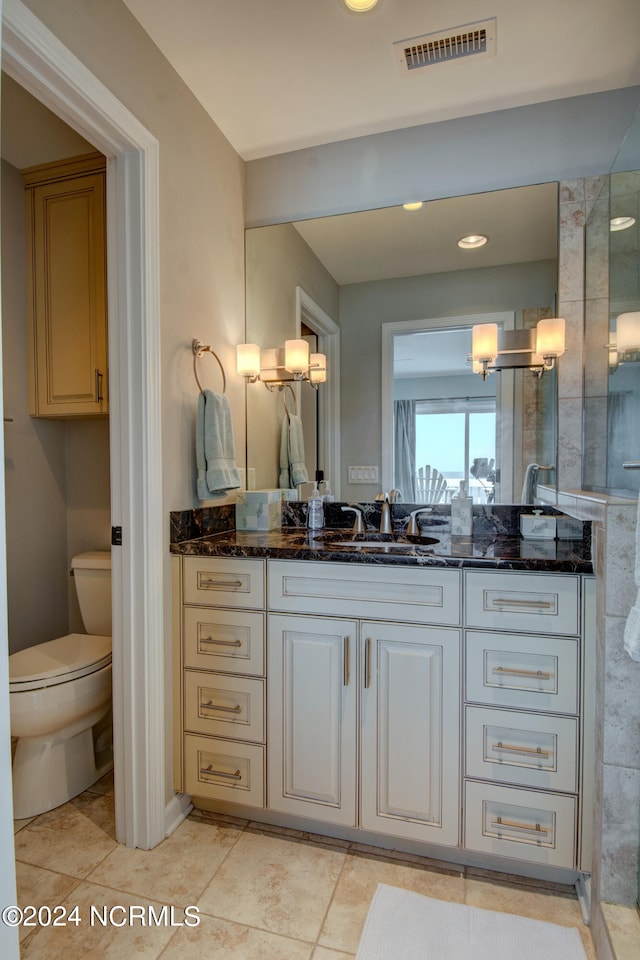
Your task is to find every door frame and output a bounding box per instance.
[2,0,171,850]
[296,286,341,497]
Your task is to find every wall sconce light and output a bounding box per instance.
[237,341,327,390]
[606,311,640,370]
[470,318,565,380]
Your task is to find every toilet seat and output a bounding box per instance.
[9,634,112,691]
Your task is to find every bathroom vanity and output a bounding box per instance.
[171,506,594,884]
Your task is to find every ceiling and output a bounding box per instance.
[122,0,640,162]
[291,182,558,285]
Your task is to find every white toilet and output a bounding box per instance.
[9,550,113,819]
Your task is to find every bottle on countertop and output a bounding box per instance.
[307,484,325,531]
[320,480,335,502]
[451,479,473,536]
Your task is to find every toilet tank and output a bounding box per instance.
[71,551,112,636]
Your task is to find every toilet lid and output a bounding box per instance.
[9,634,112,690]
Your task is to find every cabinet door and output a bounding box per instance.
[360,621,460,846]
[26,161,108,417]
[268,614,357,825]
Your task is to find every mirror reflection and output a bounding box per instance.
[245,182,560,503]
[583,104,640,497]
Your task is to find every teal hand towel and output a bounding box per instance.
[196,390,241,499]
[287,414,308,487]
[279,415,291,488]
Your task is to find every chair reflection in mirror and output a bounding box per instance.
[415,465,448,503]
[470,457,496,503]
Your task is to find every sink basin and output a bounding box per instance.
[309,531,439,549]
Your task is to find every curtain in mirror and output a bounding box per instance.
[394,400,416,501]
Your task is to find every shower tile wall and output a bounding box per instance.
[556,177,640,923]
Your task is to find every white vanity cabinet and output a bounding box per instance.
[462,570,595,871]
[267,561,461,846]
[173,552,594,878]
[178,556,267,808]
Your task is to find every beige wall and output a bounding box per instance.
[22,0,247,515]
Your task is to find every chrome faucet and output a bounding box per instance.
[341,504,366,533]
[379,496,393,534]
[406,507,433,536]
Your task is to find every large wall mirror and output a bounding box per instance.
[245,181,559,503]
[583,104,640,497]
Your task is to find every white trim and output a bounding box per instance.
[296,287,341,497]
[2,0,168,848]
[381,312,514,497]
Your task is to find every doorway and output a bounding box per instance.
[1,0,168,859]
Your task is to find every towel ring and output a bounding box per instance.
[192,339,226,394]
[282,383,297,417]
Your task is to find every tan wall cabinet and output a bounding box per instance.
[24,153,108,418]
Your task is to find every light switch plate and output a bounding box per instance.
[348,465,379,483]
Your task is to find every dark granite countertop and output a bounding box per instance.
[170,526,593,573]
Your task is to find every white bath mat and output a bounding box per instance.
[355,884,587,960]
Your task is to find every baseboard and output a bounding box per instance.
[165,792,192,837]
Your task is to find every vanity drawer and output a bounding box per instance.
[184,671,265,742]
[183,557,265,609]
[464,780,576,868]
[464,571,579,636]
[183,607,265,676]
[267,560,461,625]
[465,706,578,793]
[184,734,265,807]
[465,630,579,714]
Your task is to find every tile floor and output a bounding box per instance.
[12,773,596,959]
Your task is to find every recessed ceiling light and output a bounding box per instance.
[342,0,379,12]
[610,216,636,232]
[457,234,488,249]
[402,201,423,212]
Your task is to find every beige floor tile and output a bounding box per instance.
[14,816,35,833]
[15,863,81,943]
[84,769,115,796]
[465,878,595,959]
[162,915,314,959]
[197,829,346,942]
[312,948,355,960]
[18,882,179,959]
[14,793,117,879]
[318,851,467,954]
[88,816,243,904]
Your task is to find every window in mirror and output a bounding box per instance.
[414,398,496,503]
[384,313,514,503]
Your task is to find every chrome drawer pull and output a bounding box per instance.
[343,636,350,687]
[200,764,242,781]
[492,666,553,680]
[201,700,242,714]
[199,578,243,589]
[491,597,554,609]
[492,816,549,836]
[200,636,243,648]
[493,741,551,760]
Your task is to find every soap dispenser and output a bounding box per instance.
[307,484,325,531]
[451,480,473,536]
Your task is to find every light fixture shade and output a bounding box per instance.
[236,342,260,378]
[616,312,640,353]
[284,339,309,374]
[536,317,565,358]
[343,0,379,11]
[309,353,327,384]
[472,323,498,362]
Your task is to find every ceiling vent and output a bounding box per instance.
[393,18,496,74]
